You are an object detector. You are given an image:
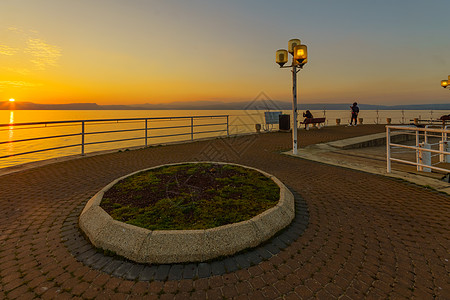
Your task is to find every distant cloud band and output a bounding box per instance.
[0,81,42,89]
[1,26,62,72]
[25,38,62,70]
[0,45,19,56]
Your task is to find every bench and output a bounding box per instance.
[300,117,326,130]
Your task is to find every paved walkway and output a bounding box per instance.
[287,131,450,194]
[0,125,449,299]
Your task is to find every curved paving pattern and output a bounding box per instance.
[64,188,307,281]
[0,125,449,299]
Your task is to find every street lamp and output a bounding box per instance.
[276,38,308,155]
[441,75,450,89]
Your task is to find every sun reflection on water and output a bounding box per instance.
[8,111,14,152]
[9,111,14,124]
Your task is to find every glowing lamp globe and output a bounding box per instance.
[441,80,448,88]
[276,49,288,67]
[294,45,308,64]
[288,39,301,54]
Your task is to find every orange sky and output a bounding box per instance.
[1,1,449,105]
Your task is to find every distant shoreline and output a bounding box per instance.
[1,101,450,111]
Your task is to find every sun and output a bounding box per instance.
[9,98,15,102]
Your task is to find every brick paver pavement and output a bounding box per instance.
[0,125,449,299]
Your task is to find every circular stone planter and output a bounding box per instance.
[79,162,295,264]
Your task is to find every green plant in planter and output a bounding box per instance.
[100,163,280,230]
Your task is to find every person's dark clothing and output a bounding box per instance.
[303,110,313,119]
[303,110,313,128]
[350,104,359,125]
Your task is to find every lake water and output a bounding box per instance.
[1,109,449,168]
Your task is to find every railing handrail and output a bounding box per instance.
[386,125,450,134]
[1,115,229,164]
[0,115,229,128]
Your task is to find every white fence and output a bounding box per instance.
[0,115,229,166]
[386,125,450,174]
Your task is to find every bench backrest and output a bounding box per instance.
[304,117,325,124]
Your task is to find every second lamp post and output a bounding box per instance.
[276,38,308,155]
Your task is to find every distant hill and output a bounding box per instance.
[0,102,144,110]
[299,103,450,110]
[1,101,449,110]
[0,102,102,110]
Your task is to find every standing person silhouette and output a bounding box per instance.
[349,102,359,126]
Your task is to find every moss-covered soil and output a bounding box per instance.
[100,163,280,230]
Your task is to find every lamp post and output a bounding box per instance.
[441,75,450,90]
[276,38,308,155]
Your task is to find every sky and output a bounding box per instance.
[1,0,449,105]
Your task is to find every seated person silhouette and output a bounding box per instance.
[302,110,313,128]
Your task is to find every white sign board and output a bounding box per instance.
[264,111,282,125]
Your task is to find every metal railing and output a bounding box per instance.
[0,115,229,160]
[386,125,450,173]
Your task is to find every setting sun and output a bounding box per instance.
[9,98,15,102]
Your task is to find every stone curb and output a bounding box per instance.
[64,187,308,281]
[79,162,295,264]
[327,131,415,149]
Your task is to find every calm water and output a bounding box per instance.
[1,109,448,168]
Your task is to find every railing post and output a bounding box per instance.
[416,129,420,171]
[418,143,423,171]
[445,126,450,163]
[190,117,194,141]
[227,116,229,137]
[386,126,391,173]
[81,121,85,156]
[145,119,148,147]
[418,142,431,172]
[440,127,445,162]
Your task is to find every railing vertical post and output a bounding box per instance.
[416,129,420,171]
[445,126,450,163]
[145,119,148,147]
[191,117,194,141]
[386,126,391,173]
[226,116,229,137]
[81,121,85,156]
[440,127,448,162]
[418,143,424,172]
[420,142,431,172]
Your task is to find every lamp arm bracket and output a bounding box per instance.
[296,65,306,73]
[278,64,305,72]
